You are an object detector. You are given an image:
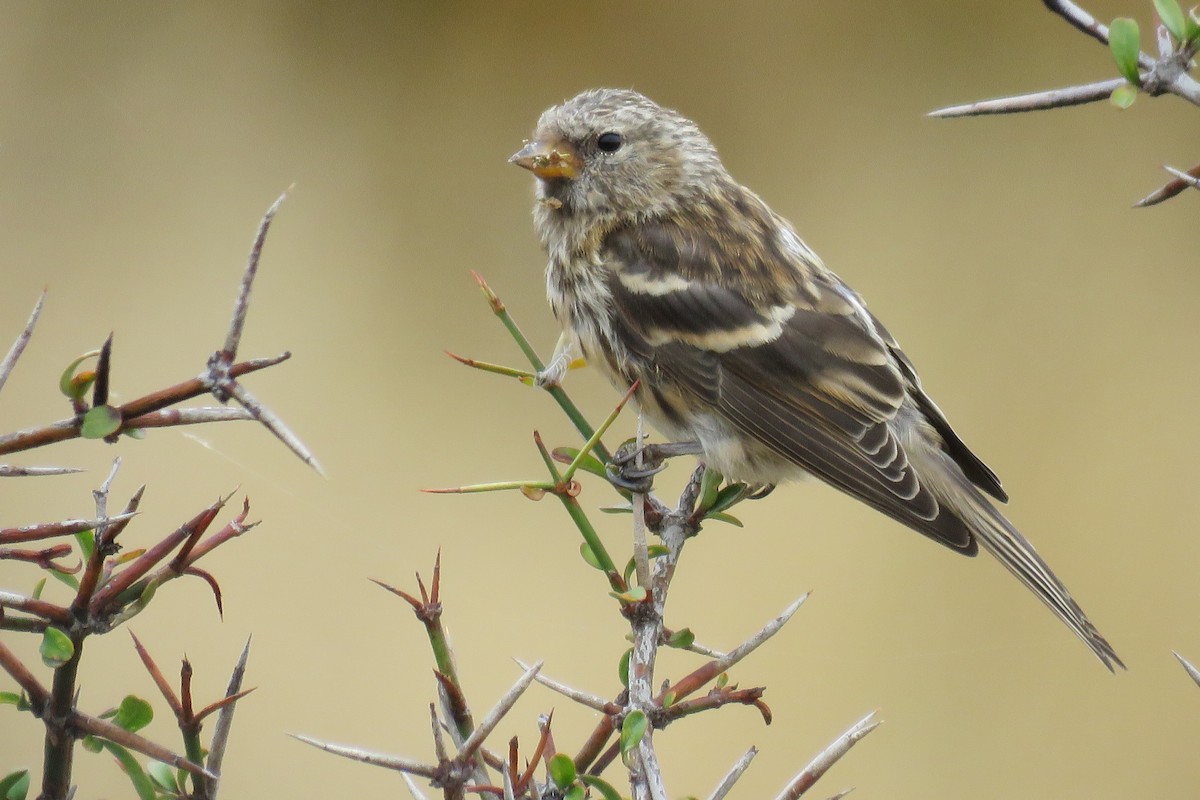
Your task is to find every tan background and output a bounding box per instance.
[2,1,1198,797]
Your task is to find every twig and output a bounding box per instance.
[289,734,438,778]
[0,465,84,477]
[1045,0,1153,68]
[1173,650,1200,689]
[774,711,880,800]
[663,594,808,704]
[205,638,249,800]
[514,659,617,713]
[0,289,46,393]
[708,746,758,800]
[458,662,542,762]
[0,513,137,546]
[220,189,290,361]
[928,78,1124,117]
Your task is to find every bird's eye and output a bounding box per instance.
[596,132,623,153]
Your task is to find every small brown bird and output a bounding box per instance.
[509,88,1122,670]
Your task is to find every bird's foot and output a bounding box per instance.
[607,440,703,493]
[747,484,776,500]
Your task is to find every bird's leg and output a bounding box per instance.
[607,440,704,493]
[535,330,577,388]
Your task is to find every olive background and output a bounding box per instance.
[1,2,1198,798]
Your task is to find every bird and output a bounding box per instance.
[508,87,1123,670]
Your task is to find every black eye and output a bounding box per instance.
[596,132,623,153]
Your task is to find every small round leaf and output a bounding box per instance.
[40,627,74,668]
[1107,17,1142,85]
[1110,83,1138,109]
[580,542,603,571]
[113,695,153,733]
[619,709,648,757]
[547,753,577,789]
[81,405,122,439]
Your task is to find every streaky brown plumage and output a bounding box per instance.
[510,88,1122,670]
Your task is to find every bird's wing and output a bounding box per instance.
[601,218,998,552]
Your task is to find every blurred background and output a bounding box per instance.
[1,1,1198,797]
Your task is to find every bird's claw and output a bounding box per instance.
[607,441,701,493]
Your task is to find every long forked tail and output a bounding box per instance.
[939,475,1124,671]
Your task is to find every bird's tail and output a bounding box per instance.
[932,469,1124,671]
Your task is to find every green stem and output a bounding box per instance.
[182,727,207,799]
[562,383,636,483]
[555,494,626,594]
[476,273,612,463]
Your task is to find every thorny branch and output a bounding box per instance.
[929,0,1200,206]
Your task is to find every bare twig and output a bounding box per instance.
[1173,650,1200,689]
[220,189,290,361]
[0,513,137,546]
[289,734,438,778]
[1134,162,1200,206]
[0,465,83,477]
[205,635,252,799]
[928,78,1124,117]
[775,711,880,800]
[514,659,616,714]
[708,746,758,800]
[0,289,46,393]
[458,662,542,762]
[664,594,808,704]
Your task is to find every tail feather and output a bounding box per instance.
[917,450,1124,670]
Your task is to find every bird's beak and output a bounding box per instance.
[509,138,580,180]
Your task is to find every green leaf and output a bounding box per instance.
[564,784,585,800]
[113,695,153,733]
[0,770,29,800]
[666,628,695,649]
[547,753,577,789]
[123,427,146,440]
[619,709,648,758]
[709,482,750,514]
[646,544,669,558]
[75,529,95,561]
[59,350,100,399]
[81,734,103,753]
[31,578,45,600]
[697,467,722,512]
[715,671,729,689]
[1110,82,1138,108]
[1187,8,1200,43]
[661,690,676,708]
[580,542,603,571]
[81,405,122,439]
[553,447,608,479]
[1108,17,1142,84]
[618,649,632,688]
[48,570,79,591]
[1154,0,1188,41]
[609,586,647,604]
[0,692,21,706]
[705,511,743,528]
[579,775,622,800]
[99,741,157,800]
[147,761,180,793]
[40,627,75,668]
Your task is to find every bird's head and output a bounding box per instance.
[510,88,726,221]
